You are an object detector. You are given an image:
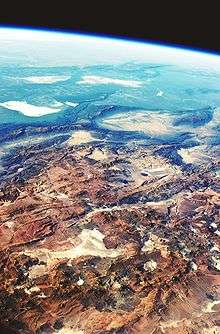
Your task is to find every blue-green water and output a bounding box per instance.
[0,28,220,150]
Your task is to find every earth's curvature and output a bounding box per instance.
[0,28,219,334]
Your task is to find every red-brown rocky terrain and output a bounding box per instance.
[0,140,219,334]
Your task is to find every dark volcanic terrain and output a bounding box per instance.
[0,130,219,334]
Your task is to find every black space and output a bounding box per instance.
[0,3,219,51]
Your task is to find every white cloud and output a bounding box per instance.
[77,75,142,87]
[21,75,71,84]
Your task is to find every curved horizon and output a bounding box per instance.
[0,24,220,58]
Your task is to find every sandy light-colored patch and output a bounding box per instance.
[202,300,220,313]
[67,130,100,146]
[88,148,109,161]
[57,328,84,334]
[178,146,212,164]
[202,326,220,334]
[98,111,177,137]
[28,264,48,279]
[142,233,169,258]
[24,229,123,267]
[160,318,192,332]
